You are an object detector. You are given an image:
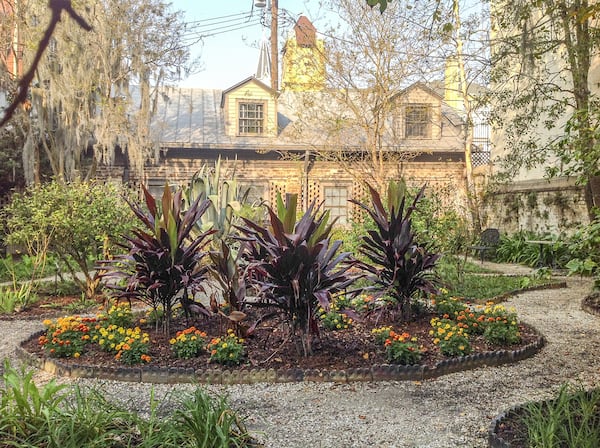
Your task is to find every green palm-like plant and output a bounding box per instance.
[184,157,250,244]
[237,193,359,356]
[102,184,215,334]
[350,181,440,322]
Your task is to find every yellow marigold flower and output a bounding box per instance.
[222,343,228,348]
[433,338,440,344]
[74,352,80,358]
[169,338,176,345]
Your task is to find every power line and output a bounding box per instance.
[180,18,263,41]
[184,11,253,25]
[186,13,254,31]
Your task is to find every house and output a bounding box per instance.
[486,3,593,234]
[98,17,478,224]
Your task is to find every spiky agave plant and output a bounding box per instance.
[101,184,215,334]
[350,181,440,322]
[237,193,359,356]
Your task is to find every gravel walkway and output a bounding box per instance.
[2,262,598,448]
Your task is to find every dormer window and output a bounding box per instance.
[405,104,431,138]
[239,102,264,135]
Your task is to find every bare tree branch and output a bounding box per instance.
[0,0,92,128]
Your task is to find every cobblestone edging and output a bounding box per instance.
[488,404,522,448]
[16,326,546,385]
[581,292,600,318]
[488,389,600,448]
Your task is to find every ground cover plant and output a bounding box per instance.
[28,286,537,371]
[435,256,554,302]
[0,360,255,448]
[494,383,600,448]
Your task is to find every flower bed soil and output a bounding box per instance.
[20,306,542,381]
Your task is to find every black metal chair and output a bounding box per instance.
[467,228,500,263]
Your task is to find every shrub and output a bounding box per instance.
[102,184,214,335]
[207,329,245,366]
[38,316,96,358]
[484,319,521,345]
[318,302,353,331]
[350,181,440,321]
[480,303,521,345]
[383,330,422,365]
[566,215,600,277]
[371,325,393,344]
[99,301,134,328]
[237,192,359,356]
[430,317,472,356]
[3,180,134,299]
[431,292,468,317]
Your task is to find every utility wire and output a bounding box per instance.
[181,18,262,41]
[186,14,254,30]
[184,11,252,25]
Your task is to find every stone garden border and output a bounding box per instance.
[581,292,600,318]
[16,325,545,385]
[488,388,600,447]
[488,403,523,448]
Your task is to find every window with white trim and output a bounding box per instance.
[323,186,348,225]
[238,102,264,135]
[405,104,431,138]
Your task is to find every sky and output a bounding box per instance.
[169,0,328,89]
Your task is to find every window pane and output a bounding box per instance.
[405,105,430,138]
[323,186,348,225]
[239,103,264,134]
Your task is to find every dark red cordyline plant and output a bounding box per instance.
[237,193,360,356]
[350,181,440,322]
[101,184,215,334]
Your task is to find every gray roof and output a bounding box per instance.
[144,81,465,153]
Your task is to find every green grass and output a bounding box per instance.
[0,361,256,448]
[446,274,549,301]
[437,256,551,301]
[521,384,600,448]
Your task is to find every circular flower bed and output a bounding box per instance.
[18,295,545,384]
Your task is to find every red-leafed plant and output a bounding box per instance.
[101,184,215,334]
[237,193,359,356]
[350,181,440,322]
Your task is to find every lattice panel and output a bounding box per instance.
[350,182,367,223]
[307,180,320,207]
[269,181,287,208]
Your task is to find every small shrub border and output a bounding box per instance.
[17,326,545,384]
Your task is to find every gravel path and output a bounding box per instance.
[2,262,598,448]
